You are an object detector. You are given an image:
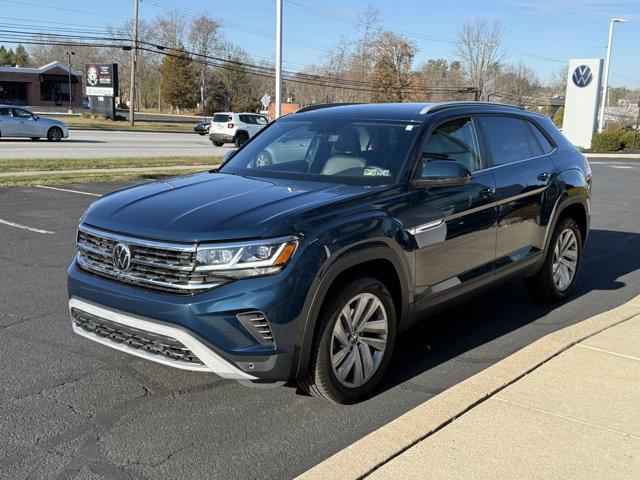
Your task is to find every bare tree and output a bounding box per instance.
[548,65,569,96]
[154,10,187,49]
[497,62,541,106]
[188,13,220,115]
[455,17,506,95]
[370,31,416,102]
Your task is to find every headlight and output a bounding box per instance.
[195,236,299,279]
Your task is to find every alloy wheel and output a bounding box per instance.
[330,293,388,388]
[552,228,578,291]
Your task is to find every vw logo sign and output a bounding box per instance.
[572,65,593,88]
[113,243,132,272]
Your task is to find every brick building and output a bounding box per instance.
[0,61,83,107]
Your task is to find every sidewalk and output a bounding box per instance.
[300,295,640,480]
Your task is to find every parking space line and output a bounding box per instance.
[0,218,54,234]
[34,185,102,197]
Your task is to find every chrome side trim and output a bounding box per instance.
[69,297,257,380]
[408,219,445,236]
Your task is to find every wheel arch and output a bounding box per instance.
[292,245,411,379]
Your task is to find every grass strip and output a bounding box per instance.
[64,117,195,133]
[0,156,221,173]
[0,168,208,188]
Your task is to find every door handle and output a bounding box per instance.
[479,187,496,198]
[537,172,551,181]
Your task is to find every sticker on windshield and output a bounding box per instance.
[363,167,391,177]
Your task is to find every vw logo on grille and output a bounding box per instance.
[572,65,593,88]
[113,243,132,272]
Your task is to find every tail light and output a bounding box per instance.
[227,123,234,128]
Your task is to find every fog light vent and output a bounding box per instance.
[236,311,275,347]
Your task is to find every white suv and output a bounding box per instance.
[209,112,269,148]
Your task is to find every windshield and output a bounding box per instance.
[220,118,421,184]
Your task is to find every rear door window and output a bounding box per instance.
[478,116,533,166]
[239,114,255,124]
[0,107,11,116]
[526,121,554,155]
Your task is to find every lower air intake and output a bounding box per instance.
[236,311,275,347]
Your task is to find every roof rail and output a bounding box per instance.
[295,103,362,114]
[420,101,524,115]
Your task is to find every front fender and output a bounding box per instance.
[291,213,414,378]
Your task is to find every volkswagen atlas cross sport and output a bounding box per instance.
[68,102,591,404]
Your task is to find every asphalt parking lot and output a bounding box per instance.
[0,130,230,159]
[1,157,639,480]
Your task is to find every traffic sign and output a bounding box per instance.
[261,94,271,109]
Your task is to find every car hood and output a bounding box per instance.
[82,172,372,242]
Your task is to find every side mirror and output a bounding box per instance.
[413,160,471,187]
[222,150,235,163]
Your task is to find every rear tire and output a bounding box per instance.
[47,127,62,142]
[234,132,249,148]
[297,276,396,404]
[30,137,40,141]
[524,217,582,302]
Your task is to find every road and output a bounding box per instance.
[0,130,230,159]
[1,157,639,479]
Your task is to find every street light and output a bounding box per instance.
[65,51,75,113]
[598,18,627,133]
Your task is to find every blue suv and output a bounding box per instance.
[68,102,591,403]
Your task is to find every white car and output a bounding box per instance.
[209,112,269,147]
[0,107,69,141]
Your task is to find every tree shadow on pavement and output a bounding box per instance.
[379,229,640,396]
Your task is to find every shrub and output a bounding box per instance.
[552,106,564,128]
[619,130,639,150]
[591,129,625,151]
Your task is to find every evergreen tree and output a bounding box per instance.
[160,45,199,113]
[13,44,29,67]
[0,45,14,66]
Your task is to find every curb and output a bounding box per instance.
[584,153,640,159]
[297,293,640,480]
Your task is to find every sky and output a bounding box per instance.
[2,0,639,88]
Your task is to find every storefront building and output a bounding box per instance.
[0,61,83,107]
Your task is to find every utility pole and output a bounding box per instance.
[65,51,75,113]
[129,0,139,126]
[274,0,283,118]
[201,62,206,120]
[598,18,626,133]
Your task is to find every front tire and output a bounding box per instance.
[47,127,62,142]
[298,277,396,404]
[524,217,582,302]
[213,141,224,147]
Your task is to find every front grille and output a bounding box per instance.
[76,226,223,294]
[72,308,204,366]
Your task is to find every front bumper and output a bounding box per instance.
[67,252,318,381]
[70,297,256,379]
